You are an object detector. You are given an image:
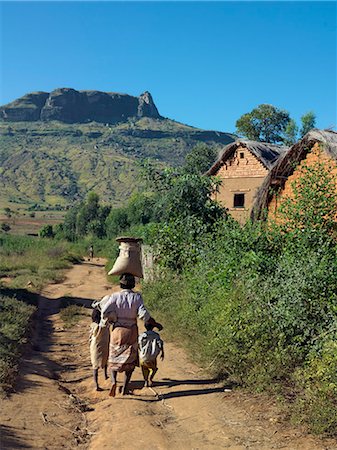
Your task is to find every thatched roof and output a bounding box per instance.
[251,129,337,221]
[206,140,287,176]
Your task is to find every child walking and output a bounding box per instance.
[89,308,110,391]
[138,321,164,387]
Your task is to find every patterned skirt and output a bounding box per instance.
[109,324,139,372]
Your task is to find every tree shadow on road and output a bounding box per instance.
[0,424,32,449]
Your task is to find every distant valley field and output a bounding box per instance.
[0,210,65,235]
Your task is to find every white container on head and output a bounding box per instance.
[108,237,143,278]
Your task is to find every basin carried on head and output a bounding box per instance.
[108,237,143,278]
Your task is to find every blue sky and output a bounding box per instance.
[0,2,336,133]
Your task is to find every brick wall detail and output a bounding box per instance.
[217,145,268,179]
[214,145,269,223]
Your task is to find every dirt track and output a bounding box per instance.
[1,259,336,449]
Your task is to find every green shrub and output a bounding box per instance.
[293,335,337,436]
[39,224,54,238]
[0,295,36,394]
[1,223,11,233]
[142,219,337,435]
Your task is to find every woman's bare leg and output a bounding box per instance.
[109,370,117,397]
[122,370,133,395]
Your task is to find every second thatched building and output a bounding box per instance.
[251,129,337,223]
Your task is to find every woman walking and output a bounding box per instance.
[101,273,161,397]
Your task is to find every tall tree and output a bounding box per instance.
[300,111,316,137]
[236,104,291,144]
[62,204,81,241]
[143,167,224,225]
[86,192,100,222]
[284,119,299,146]
[60,192,109,240]
[184,143,218,174]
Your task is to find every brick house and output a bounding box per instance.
[252,129,337,222]
[206,140,287,223]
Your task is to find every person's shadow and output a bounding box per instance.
[126,377,233,402]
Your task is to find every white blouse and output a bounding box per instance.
[101,289,151,327]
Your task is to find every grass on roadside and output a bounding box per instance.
[0,294,36,395]
[0,233,86,394]
[0,234,83,290]
[60,304,88,329]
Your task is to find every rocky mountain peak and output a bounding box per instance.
[0,88,161,123]
[138,91,160,118]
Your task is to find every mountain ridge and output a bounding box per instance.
[0,89,236,211]
[0,88,160,123]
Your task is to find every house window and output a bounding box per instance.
[234,193,245,208]
[240,152,245,159]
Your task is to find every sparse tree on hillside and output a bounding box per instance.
[1,223,11,233]
[39,224,54,238]
[4,207,12,219]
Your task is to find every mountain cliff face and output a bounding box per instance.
[0,88,161,123]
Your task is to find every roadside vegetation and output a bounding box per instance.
[60,304,87,329]
[140,149,337,436]
[0,234,83,290]
[0,294,36,396]
[0,234,84,394]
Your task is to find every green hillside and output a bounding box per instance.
[0,118,235,210]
